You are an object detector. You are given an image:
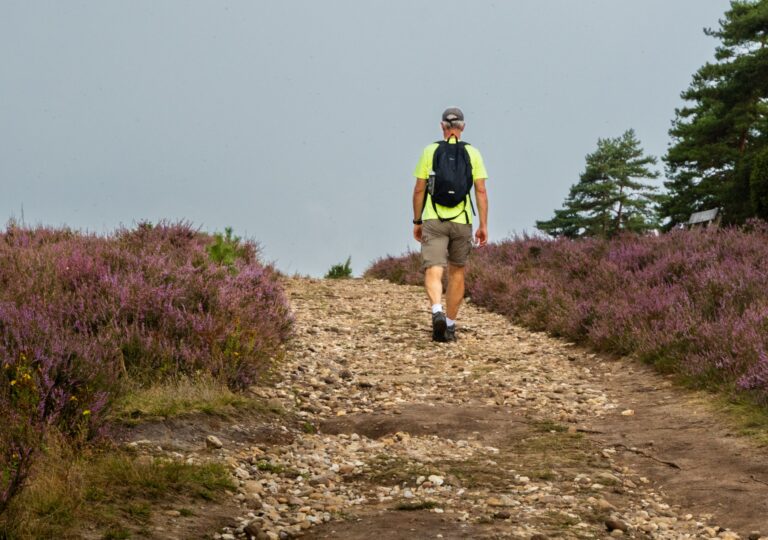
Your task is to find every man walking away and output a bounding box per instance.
[412,107,489,342]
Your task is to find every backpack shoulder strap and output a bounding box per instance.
[459,141,475,218]
[432,140,450,169]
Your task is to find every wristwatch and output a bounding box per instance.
[413,219,423,225]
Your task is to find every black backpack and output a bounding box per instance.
[427,136,475,222]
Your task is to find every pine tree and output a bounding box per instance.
[661,0,768,227]
[537,130,660,238]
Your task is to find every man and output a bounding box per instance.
[412,107,489,342]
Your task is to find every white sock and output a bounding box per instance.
[431,304,443,314]
[447,317,456,327]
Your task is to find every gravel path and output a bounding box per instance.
[207,278,766,540]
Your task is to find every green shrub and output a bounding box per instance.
[206,227,248,267]
[325,257,352,279]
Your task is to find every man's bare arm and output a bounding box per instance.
[412,179,427,242]
[474,178,488,246]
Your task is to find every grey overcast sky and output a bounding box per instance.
[1,1,731,276]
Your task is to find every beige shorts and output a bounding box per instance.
[421,220,473,269]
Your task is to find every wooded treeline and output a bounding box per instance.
[538,0,768,238]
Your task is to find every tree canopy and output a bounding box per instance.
[537,130,660,238]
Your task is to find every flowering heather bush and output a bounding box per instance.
[0,222,292,512]
[366,224,768,403]
[367,250,423,285]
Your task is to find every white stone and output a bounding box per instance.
[427,475,444,486]
[206,435,224,449]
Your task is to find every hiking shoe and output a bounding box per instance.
[445,324,456,342]
[432,311,447,342]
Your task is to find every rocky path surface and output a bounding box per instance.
[199,277,768,539]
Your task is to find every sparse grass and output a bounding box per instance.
[442,426,598,491]
[510,429,614,485]
[540,510,581,529]
[581,510,612,529]
[510,432,586,462]
[708,392,768,445]
[441,458,515,490]
[125,502,151,521]
[530,420,568,433]
[0,436,234,539]
[102,529,131,540]
[112,374,254,422]
[363,455,439,486]
[255,460,300,478]
[256,460,286,474]
[470,365,494,378]
[529,469,558,481]
[84,454,234,502]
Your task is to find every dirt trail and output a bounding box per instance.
[586,361,768,532]
[275,278,768,539]
[126,277,768,539]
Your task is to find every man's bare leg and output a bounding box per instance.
[446,264,465,321]
[425,265,448,341]
[425,265,444,307]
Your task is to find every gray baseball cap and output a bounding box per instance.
[441,107,464,122]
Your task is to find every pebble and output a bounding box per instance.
[206,435,224,449]
[427,475,444,486]
[597,472,621,485]
[596,498,617,512]
[605,518,629,532]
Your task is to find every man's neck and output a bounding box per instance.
[443,130,462,141]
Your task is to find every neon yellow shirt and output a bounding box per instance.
[413,139,488,224]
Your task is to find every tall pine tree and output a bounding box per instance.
[661,0,768,227]
[537,130,660,238]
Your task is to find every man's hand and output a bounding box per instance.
[413,224,423,243]
[475,226,488,247]
[473,179,488,247]
[412,180,427,243]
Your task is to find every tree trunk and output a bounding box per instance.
[614,184,625,237]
